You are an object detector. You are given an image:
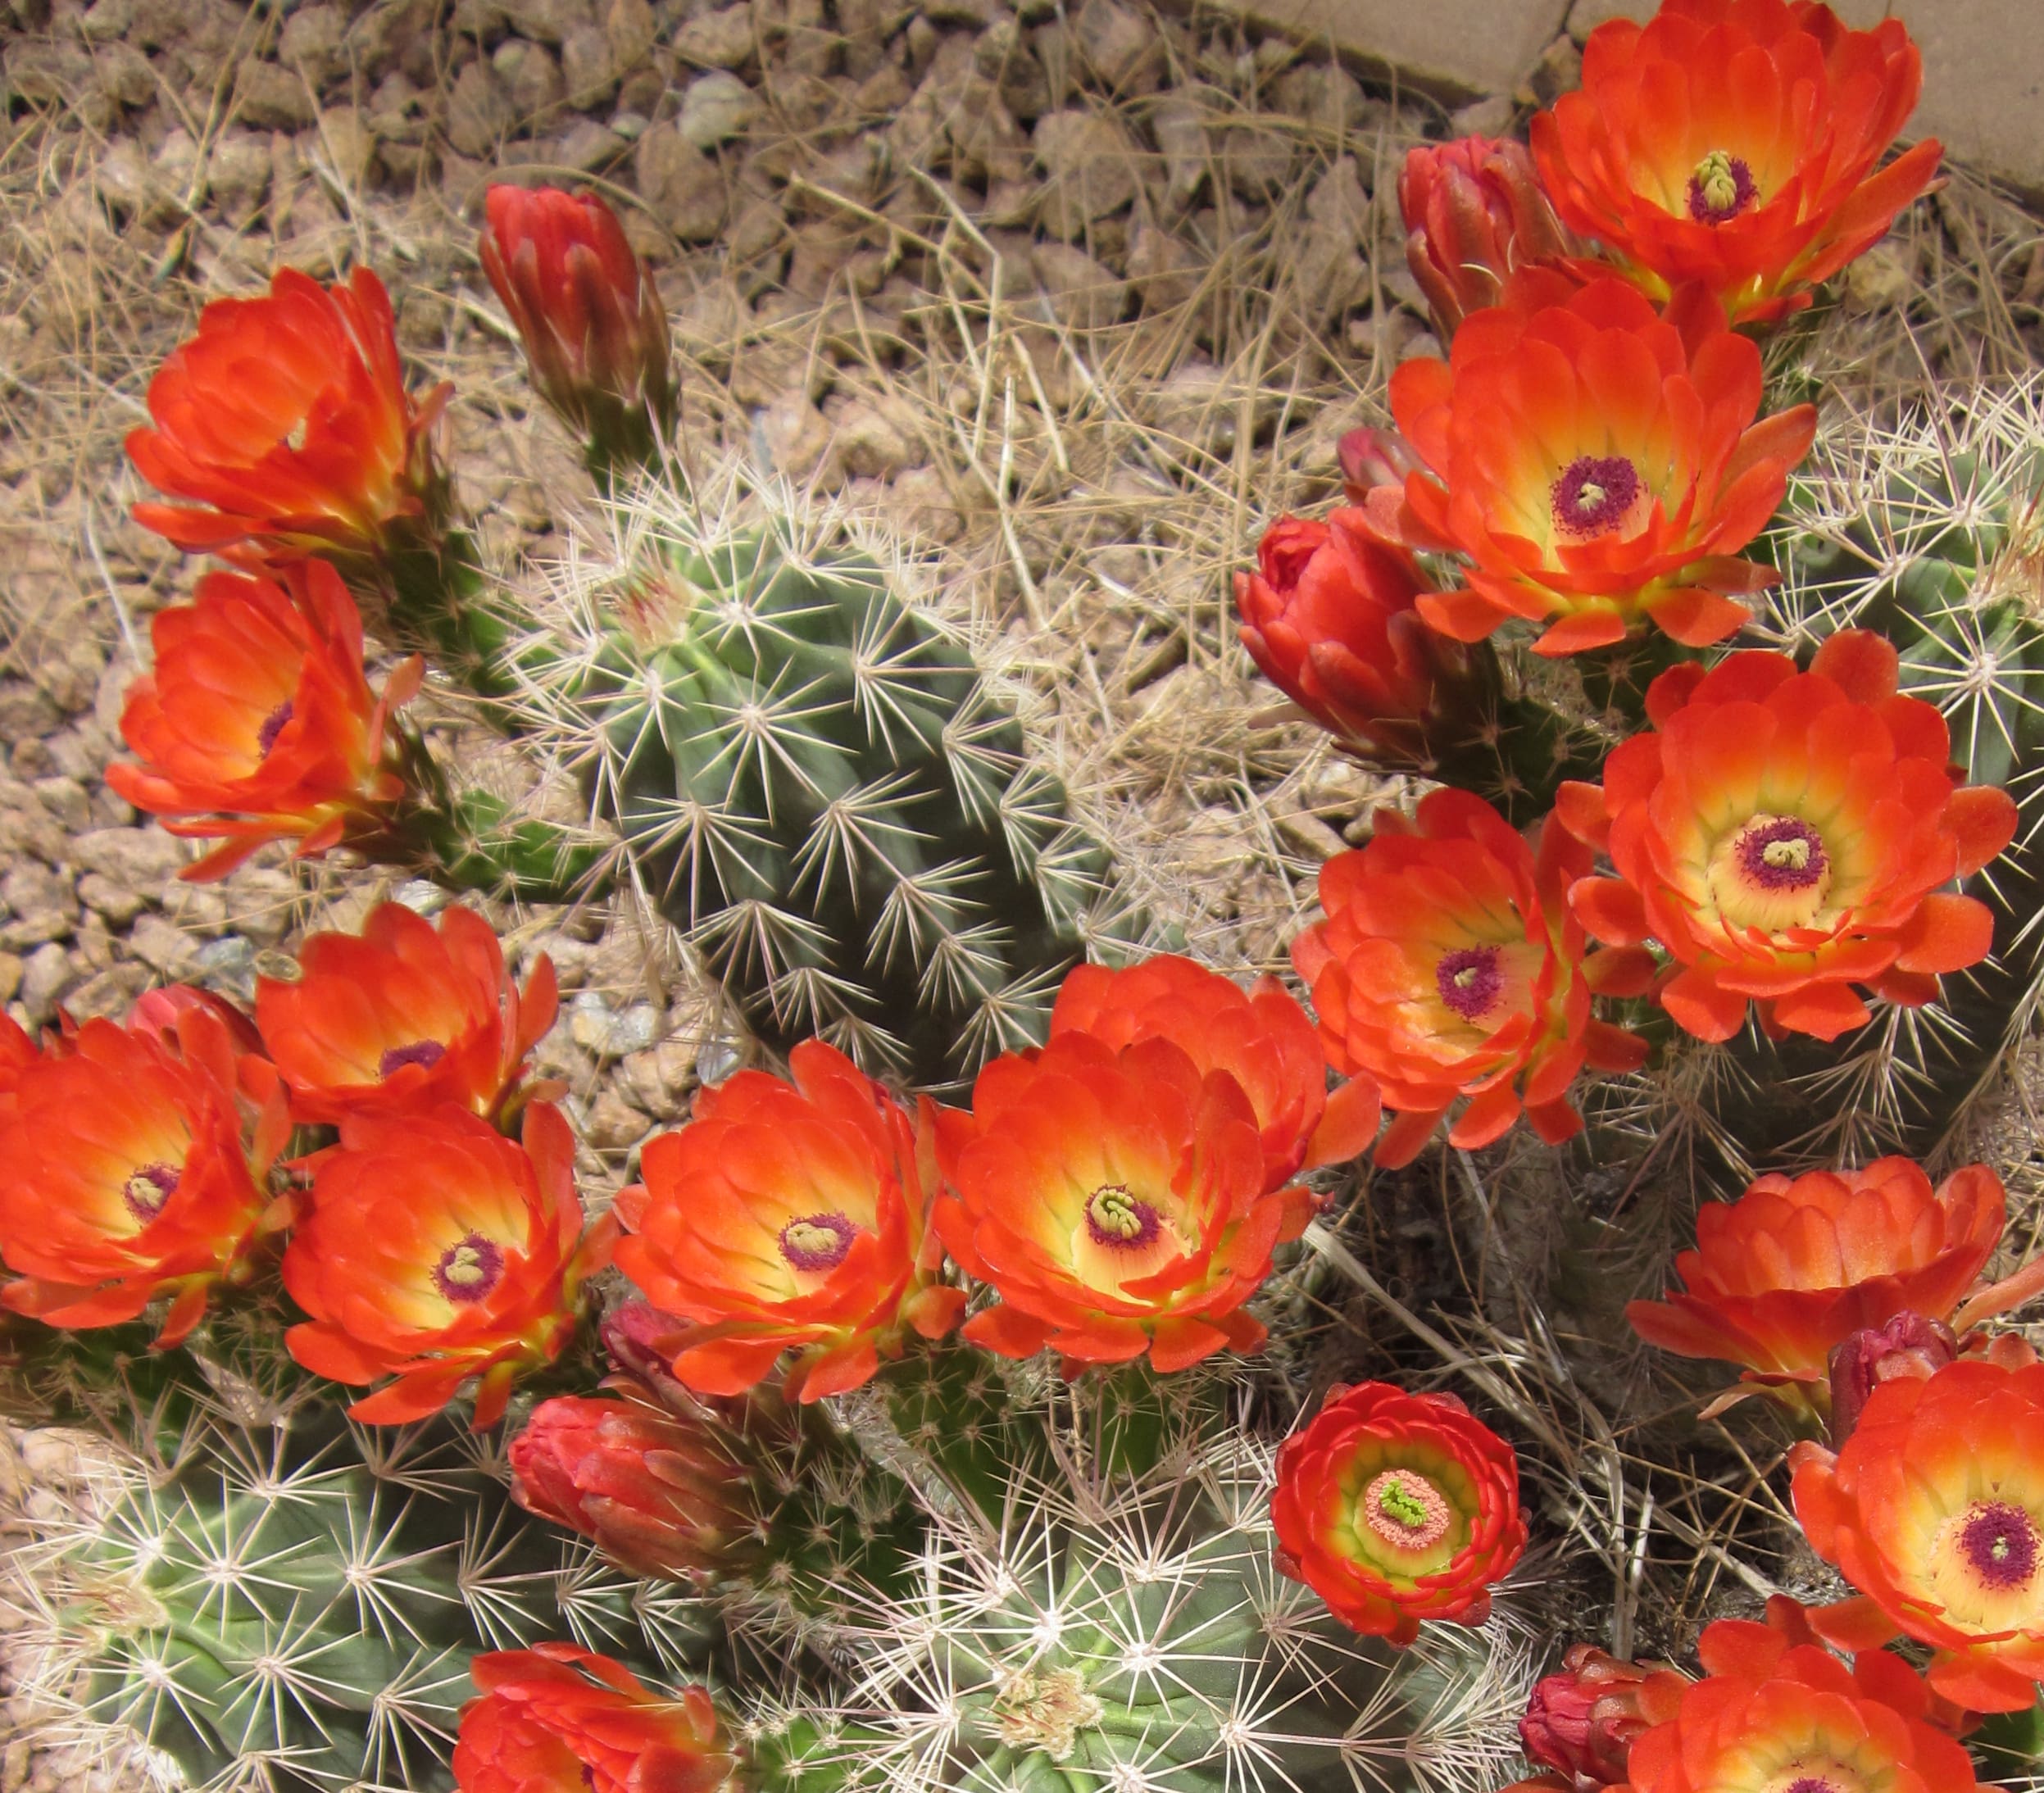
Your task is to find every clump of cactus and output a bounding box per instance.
[15,5,2044,1793]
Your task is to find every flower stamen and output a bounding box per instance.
[1435,946,1506,1023]
[1361,1468,1454,1552]
[122,1162,180,1224]
[1085,1183,1161,1250]
[379,1039,448,1078]
[1687,149,1758,224]
[434,1232,505,1304]
[1956,1501,2039,1591]
[1551,455,1642,538]
[778,1210,857,1273]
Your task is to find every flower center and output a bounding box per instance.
[1085,1184,1161,1250]
[1687,149,1757,223]
[379,1040,448,1078]
[121,1162,180,1223]
[1551,455,1641,538]
[255,700,295,757]
[1361,1468,1453,1552]
[1435,946,1506,1022]
[1781,1779,1845,1793]
[779,1211,857,1273]
[1736,815,1829,893]
[1958,1501,2039,1591]
[432,1232,505,1304]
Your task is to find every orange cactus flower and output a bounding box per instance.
[1610,1607,1987,1793]
[1291,788,1653,1169]
[1270,1381,1527,1645]
[1530,0,1942,329]
[479,184,675,471]
[935,1033,1292,1372]
[253,901,557,1127]
[107,561,421,881]
[614,1041,965,1403]
[1399,135,1579,341]
[1626,1159,2011,1391]
[1383,273,1815,656]
[1050,953,1379,1201]
[283,1102,608,1427]
[1560,630,2020,1043]
[452,1644,736,1793]
[1234,509,1474,769]
[1792,1354,2044,1713]
[0,1009,288,1347]
[127,266,447,562]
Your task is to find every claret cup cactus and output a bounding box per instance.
[11,4,2044,1792]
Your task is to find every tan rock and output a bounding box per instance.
[1030,238,1128,332]
[758,390,843,485]
[1032,109,1141,238]
[635,121,729,241]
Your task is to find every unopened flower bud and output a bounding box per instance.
[1399,136,1576,340]
[1828,1311,1957,1446]
[479,185,675,478]
[1235,508,1476,767]
[510,1393,755,1582]
[1519,1644,1685,1789]
[1337,427,1422,505]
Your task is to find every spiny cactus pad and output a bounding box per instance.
[484,481,1163,1089]
[13,1398,673,1793]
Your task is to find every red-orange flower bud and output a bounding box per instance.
[480,184,675,474]
[510,1393,753,1581]
[1236,510,1476,767]
[0,1010,287,1346]
[452,1644,735,1793]
[107,561,420,882]
[1828,1312,1957,1446]
[128,267,448,564]
[1338,426,1422,505]
[1399,135,1578,341]
[1518,1645,1686,1790]
[283,1102,611,1428]
[1270,1380,1526,1645]
[253,901,557,1127]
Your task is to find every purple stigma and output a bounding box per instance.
[379,1040,448,1078]
[432,1232,505,1305]
[1551,455,1642,538]
[1436,946,1506,1022]
[1085,1184,1161,1251]
[256,700,295,756]
[1736,817,1828,892]
[1783,1780,1841,1793]
[122,1162,180,1223]
[779,1211,858,1273]
[1960,1501,2039,1591]
[1687,151,1758,224]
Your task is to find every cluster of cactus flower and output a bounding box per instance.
[11,0,2044,1789]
